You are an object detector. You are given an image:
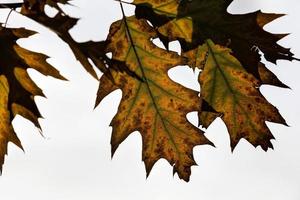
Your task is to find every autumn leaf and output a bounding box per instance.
[96,16,212,181]
[133,0,295,149]
[195,40,287,150]
[184,44,289,129]
[0,0,297,182]
[134,0,298,82]
[0,27,64,172]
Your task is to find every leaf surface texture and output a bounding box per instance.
[96,17,212,181]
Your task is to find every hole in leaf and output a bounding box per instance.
[88,58,102,78]
[168,65,200,91]
[152,38,166,49]
[44,5,59,18]
[169,41,181,54]
[106,52,112,59]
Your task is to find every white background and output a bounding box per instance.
[0,0,299,199]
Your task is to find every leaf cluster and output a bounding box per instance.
[0,0,298,181]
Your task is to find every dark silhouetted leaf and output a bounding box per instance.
[0,27,64,171]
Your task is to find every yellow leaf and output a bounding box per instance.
[0,27,64,171]
[96,16,212,181]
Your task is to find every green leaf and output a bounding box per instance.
[197,40,287,150]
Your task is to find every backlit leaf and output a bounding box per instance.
[134,0,298,83]
[0,0,297,182]
[197,40,287,150]
[96,16,212,181]
[0,27,64,172]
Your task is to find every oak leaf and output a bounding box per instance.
[96,16,212,181]
[134,0,297,83]
[196,40,287,150]
[0,27,64,172]
[134,0,295,150]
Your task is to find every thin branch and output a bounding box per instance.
[0,3,22,29]
[4,9,14,28]
[0,3,23,9]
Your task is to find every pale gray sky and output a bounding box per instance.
[0,0,299,200]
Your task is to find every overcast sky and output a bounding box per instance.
[0,0,299,200]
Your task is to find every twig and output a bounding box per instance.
[0,3,23,9]
[4,9,14,28]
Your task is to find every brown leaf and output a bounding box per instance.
[0,27,64,172]
[21,5,108,79]
[22,0,70,14]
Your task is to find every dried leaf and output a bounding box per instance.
[22,4,107,79]
[0,27,64,171]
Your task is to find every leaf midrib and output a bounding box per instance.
[123,18,182,159]
[205,41,264,137]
